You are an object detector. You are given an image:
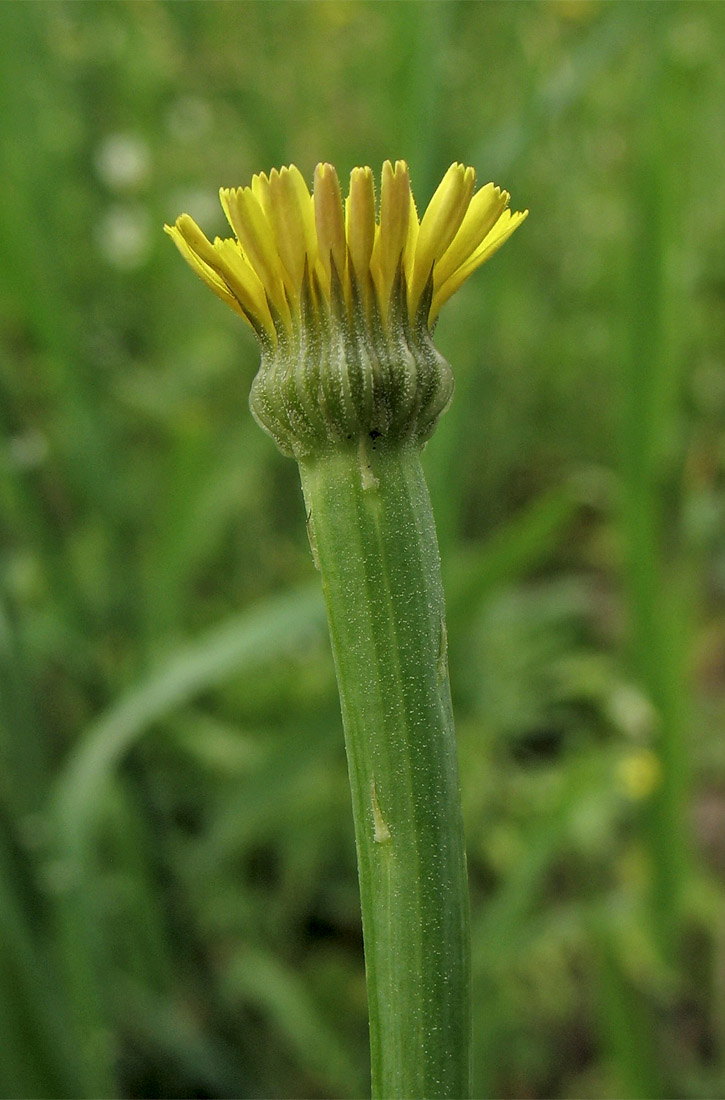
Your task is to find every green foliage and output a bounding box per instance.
[0,1,724,1097]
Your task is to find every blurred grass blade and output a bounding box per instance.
[621,57,690,960]
[0,593,47,814]
[112,977,255,1099]
[591,916,666,1100]
[0,823,86,1098]
[47,584,326,1098]
[446,486,578,621]
[190,719,341,870]
[471,3,648,174]
[226,946,365,1098]
[53,584,325,849]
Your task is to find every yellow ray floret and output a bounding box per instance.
[165,161,527,342]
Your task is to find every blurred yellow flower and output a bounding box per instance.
[165,161,527,344]
[618,749,662,801]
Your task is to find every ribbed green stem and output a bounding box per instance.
[299,439,471,1100]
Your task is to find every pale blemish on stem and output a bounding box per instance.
[371,777,392,844]
[358,436,380,492]
[437,616,448,684]
[305,508,321,571]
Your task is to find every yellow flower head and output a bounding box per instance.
[166,161,526,342]
[165,161,527,457]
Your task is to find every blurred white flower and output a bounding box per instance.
[94,133,151,192]
[607,683,657,740]
[169,187,223,230]
[7,429,49,470]
[96,205,152,270]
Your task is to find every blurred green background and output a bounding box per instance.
[1,1,724,1097]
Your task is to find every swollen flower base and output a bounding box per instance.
[167,161,526,1099]
[166,161,526,457]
